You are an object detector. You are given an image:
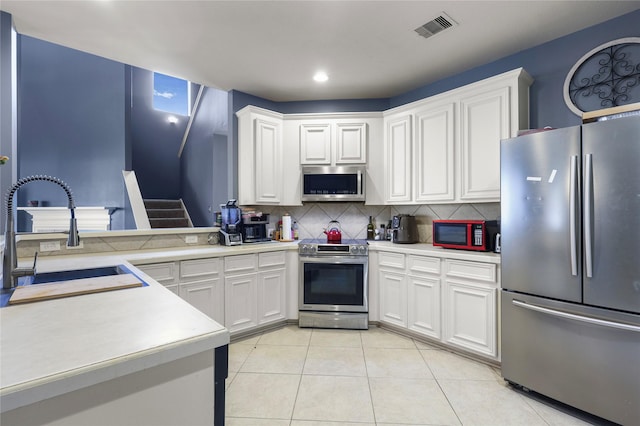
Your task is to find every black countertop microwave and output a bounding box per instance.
[301,165,366,202]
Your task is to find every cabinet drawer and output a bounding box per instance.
[408,255,441,275]
[445,259,497,283]
[181,258,222,279]
[136,262,178,285]
[224,254,257,273]
[258,251,286,268]
[379,251,405,269]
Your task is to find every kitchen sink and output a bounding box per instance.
[1,264,148,307]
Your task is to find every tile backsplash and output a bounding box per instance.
[247,202,501,242]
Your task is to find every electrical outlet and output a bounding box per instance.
[185,235,198,244]
[40,241,61,252]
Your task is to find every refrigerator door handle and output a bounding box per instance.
[569,155,578,276]
[584,154,594,278]
[512,299,640,333]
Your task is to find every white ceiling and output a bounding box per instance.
[2,1,639,102]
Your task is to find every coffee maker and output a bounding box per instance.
[241,212,270,243]
[219,199,243,246]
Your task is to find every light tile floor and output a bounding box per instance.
[225,325,599,426]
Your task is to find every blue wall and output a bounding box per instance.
[181,86,229,226]
[130,66,186,199]
[17,35,129,230]
[388,9,640,129]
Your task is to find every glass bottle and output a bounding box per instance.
[367,216,375,240]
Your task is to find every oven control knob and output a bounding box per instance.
[359,245,367,254]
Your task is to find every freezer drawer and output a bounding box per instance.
[501,291,640,426]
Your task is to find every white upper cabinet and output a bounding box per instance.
[335,123,367,164]
[299,118,369,165]
[254,117,283,204]
[382,68,532,204]
[237,106,301,206]
[384,113,413,203]
[459,86,510,201]
[414,102,456,203]
[300,123,332,164]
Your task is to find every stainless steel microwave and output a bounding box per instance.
[301,165,366,202]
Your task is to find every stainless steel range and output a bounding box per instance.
[298,239,368,330]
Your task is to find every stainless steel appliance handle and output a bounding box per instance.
[584,154,594,278]
[569,155,578,276]
[512,300,640,333]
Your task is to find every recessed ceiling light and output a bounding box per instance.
[313,71,329,83]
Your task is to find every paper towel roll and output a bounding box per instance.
[282,215,292,240]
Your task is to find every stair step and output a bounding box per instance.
[149,218,191,228]
[147,209,186,219]
[144,199,183,209]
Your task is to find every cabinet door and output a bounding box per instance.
[379,269,407,327]
[385,113,413,203]
[180,278,224,325]
[459,86,510,201]
[225,273,258,333]
[255,117,283,204]
[335,123,367,164]
[408,274,441,339]
[414,103,455,202]
[258,268,286,325]
[300,123,331,164]
[443,279,497,357]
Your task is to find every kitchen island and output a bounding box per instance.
[0,257,229,426]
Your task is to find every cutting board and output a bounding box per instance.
[9,273,143,305]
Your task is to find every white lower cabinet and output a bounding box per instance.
[136,262,179,295]
[179,258,224,326]
[443,259,498,358]
[377,250,499,360]
[379,252,441,338]
[225,251,287,334]
[137,259,224,325]
[379,269,407,327]
[407,255,441,339]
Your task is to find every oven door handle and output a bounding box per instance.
[299,256,368,265]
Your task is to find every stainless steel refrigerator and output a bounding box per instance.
[500,115,640,425]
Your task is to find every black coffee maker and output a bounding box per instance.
[219,199,243,246]
[241,212,270,243]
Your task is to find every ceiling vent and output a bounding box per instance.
[414,13,457,39]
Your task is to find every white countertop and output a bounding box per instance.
[1,238,497,412]
[0,256,230,412]
[368,241,501,264]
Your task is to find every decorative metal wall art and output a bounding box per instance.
[563,38,640,116]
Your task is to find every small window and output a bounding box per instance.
[153,72,191,116]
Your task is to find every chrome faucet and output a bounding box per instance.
[2,175,80,289]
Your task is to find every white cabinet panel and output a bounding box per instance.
[300,123,332,164]
[224,254,257,274]
[258,268,286,324]
[137,262,178,285]
[443,279,497,357]
[225,273,258,333]
[180,258,221,281]
[180,278,224,325]
[408,275,440,339]
[379,269,407,327]
[385,113,413,203]
[336,123,367,164]
[255,117,283,203]
[414,103,455,202]
[459,86,510,201]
